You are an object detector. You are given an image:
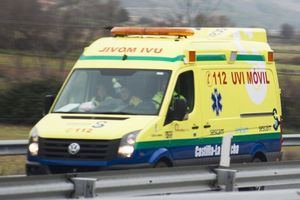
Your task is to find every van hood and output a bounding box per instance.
[35,114,157,140]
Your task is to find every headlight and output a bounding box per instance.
[28,127,39,156]
[28,143,39,156]
[118,130,140,158]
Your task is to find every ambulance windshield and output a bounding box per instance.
[53,69,171,115]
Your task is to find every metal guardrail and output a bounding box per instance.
[282,134,300,146]
[0,139,27,155]
[0,136,300,199]
[98,189,300,200]
[0,161,300,199]
[278,71,300,76]
[0,134,299,156]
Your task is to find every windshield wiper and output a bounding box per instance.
[92,112,138,115]
[53,111,138,115]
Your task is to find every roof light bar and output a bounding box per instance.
[111,27,195,37]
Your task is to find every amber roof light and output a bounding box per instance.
[111,27,195,37]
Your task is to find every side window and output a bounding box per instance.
[165,70,195,125]
[173,70,195,113]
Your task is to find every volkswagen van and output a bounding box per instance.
[26,27,282,175]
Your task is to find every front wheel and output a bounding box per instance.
[154,161,170,168]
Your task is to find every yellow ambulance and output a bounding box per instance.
[27,27,282,174]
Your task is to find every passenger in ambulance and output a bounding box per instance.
[152,80,168,109]
[93,84,113,106]
[78,84,113,112]
[152,80,187,112]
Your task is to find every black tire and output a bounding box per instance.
[154,161,169,168]
[252,156,264,162]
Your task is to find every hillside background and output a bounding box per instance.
[121,0,300,29]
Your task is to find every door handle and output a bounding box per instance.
[192,125,199,130]
[203,124,211,129]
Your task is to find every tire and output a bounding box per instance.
[252,156,263,162]
[154,161,169,168]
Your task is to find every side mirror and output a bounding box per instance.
[43,95,55,116]
[173,98,188,121]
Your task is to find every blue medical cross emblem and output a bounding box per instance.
[211,88,222,116]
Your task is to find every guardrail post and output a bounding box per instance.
[215,168,237,192]
[220,133,233,167]
[71,177,97,198]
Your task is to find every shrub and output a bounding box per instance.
[278,56,300,65]
[280,79,300,131]
[0,79,62,124]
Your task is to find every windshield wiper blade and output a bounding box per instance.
[93,112,138,115]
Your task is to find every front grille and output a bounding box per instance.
[38,138,120,161]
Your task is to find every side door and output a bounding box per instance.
[198,67,241,164]
[161,69,200,163]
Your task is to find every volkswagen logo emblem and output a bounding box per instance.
[68,143,80,155]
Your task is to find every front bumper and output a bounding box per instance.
[26,161,50,175]
[26,147,159,175]
[26,160,152,175]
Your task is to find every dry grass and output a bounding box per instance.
[0,156,26,175]
[272,44,300,53]
[0,52,76,70]
[277,63,300,72]
[0,125,29,176]
[0,124,31,140]
[282,146,300,161]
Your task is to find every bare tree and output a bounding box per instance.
[0,0,130,74]
[49,0,129,73]
[194,14,234,27]
[280,23,295,39]
[0,0,52,77]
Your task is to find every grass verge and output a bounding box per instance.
[0,52,76,70]
[0,156,26,175]
[0,124,31,140]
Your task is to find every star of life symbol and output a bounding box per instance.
[211,88,222,116]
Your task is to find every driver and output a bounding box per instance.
[119,87,142,107]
